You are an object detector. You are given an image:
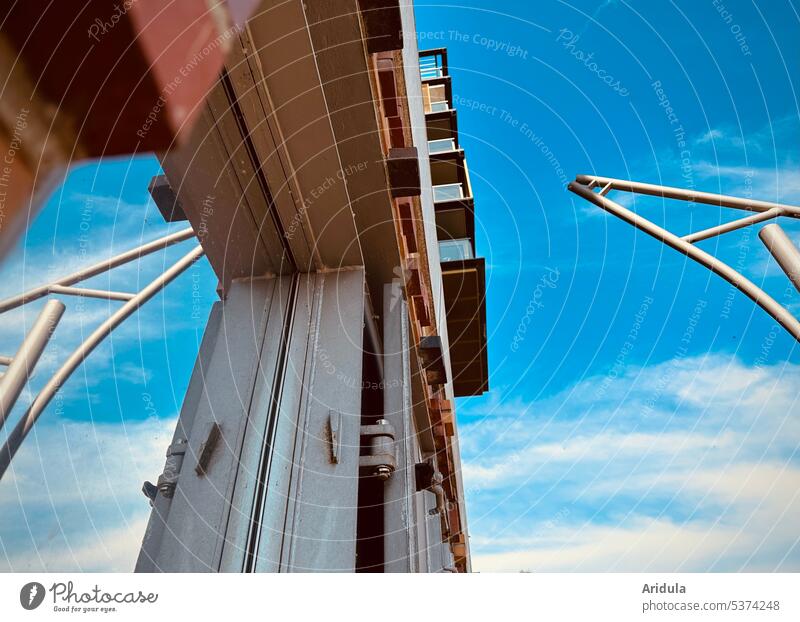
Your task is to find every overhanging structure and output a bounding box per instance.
[134,1,489,573]
[0,0,490,573]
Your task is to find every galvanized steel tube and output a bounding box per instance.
[759,224,800,293]
[0,245,203,480]
[0,299,65,429]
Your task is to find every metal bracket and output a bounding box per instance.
[327,410,342,464]
[195,422,221,476]
[141,480,158,505]
[156,439,188,498]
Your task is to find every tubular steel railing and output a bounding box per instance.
[0,227,202,480]
[569,175,800,342]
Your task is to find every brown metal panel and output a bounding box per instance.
[221,36,315,272]
[305,0,406,311]
[388,147,422,198]
[441,258,488,396]
[357,0,404,53]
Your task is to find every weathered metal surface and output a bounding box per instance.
[141,269,366,572]
[194,422,222,476]
[266,269,365,572]
[137,278,277,572]
[136,296,224,572]
[383,284,420,572]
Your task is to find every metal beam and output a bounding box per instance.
[682,207,784,243]
[576,175,800,216]
[568,180,800,342]
[0,227,195,313]
[48,285,135,302]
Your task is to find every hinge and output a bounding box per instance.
[155,438,188,499]
[359,419,396,480]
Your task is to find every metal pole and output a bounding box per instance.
[0,227,195,313]
[47,285,135,302]
[568,181,800,342]
[759,224,800,293]
[0,245,204,480]
[0,299,65,430]
[682,207,785,243]
[576,175,800,217]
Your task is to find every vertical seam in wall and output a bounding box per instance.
[281,271,325,571]
[216,279,277,570]
[220,68,297,272]
[243,273,299,571]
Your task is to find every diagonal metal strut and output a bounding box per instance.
[569,175,800,342]
[0,229,203,480]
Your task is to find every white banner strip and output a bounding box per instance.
[0,573,797,620]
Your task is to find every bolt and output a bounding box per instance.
[157,480,176,498]
[374,465,392,481]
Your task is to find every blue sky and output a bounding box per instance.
[1,0,799,571]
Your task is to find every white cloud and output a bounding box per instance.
[460,355,800,571]
[0,415,175,572]
[692,162,800,205]
[695,129,725,145]
[0,517,150,573]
